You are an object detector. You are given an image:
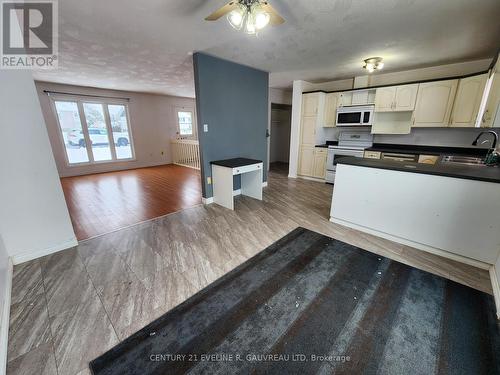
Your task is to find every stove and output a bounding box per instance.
[326,131,373,183]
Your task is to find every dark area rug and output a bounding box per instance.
[90,227,500,375]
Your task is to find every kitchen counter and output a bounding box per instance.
[337,156,500,183]
[330,158,500,318]
[315,141,338,148]
[365,143,490,157]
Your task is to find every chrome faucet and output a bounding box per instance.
[472,131,498,150]
[472,131,499,165]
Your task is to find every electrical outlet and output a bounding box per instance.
[207,177,212,184]
[203,124,208,132]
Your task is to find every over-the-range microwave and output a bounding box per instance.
[336,105,374,126]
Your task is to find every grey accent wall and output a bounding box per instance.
[193,53,269,198]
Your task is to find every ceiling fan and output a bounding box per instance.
[205,0,285,35]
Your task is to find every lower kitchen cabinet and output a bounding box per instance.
[313,148,327,178]
[298,146,315,176]
[299,146,327,179]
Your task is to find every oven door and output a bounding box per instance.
[327,148,365,175]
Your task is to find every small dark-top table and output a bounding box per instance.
[210,158,263,210]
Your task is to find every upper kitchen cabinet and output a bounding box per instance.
[338,91,352,107]
[351,89,376,105]
[375,84,418,112]
[323,93,338,127]
[374,87,396,112]
[450,74,488,127]
[302,93,320,116]
[395,84,419,111]
[481,64,500,128]
[412,79,458,127]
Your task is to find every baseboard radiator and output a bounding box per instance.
[170,139,201,170]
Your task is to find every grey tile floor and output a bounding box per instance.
[6,169,492,375]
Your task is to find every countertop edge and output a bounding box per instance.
[337,158,500,184]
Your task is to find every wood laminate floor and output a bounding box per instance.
[60,164,202,240]
[7,168,492,375]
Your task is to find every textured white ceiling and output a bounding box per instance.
[32,0,500,98]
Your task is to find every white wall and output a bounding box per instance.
[0,236,8,320]
[374,127,499,148]
[0,71,76,264]
[36,82,196,177]
[269,88,292,105]
[0,234,10,373]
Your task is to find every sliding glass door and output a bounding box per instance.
[52,97,134,166]
[54,101,90,164]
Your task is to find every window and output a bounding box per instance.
[175,107,196,139]
[51,96,134,165]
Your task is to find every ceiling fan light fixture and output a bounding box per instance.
[244,15,257,35]
[227,5,245,30]
[206,0,284,35]
[254,6,270,29]
[363,57,384,73]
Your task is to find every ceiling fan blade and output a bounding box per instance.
[261,1,285,25]
[205,1,239,21]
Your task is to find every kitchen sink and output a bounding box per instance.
[440,155,486,166]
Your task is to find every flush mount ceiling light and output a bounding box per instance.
[205,0,285,36]
[363,57,384,73]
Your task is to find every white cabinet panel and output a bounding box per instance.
[302,93,319,116]
[352,90,369,105]
[324,93,338,127]
[375,84,417,112]
[482,71,500,128]
[300,116,316,145]
[450,74,488,127]
[375,87,396,112]
[313,149,327,179]
[412,80,458,127]
[298,146,314,176]
[338,92,352,107]
[394,84,418,111]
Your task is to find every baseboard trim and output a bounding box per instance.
[202,197,214,205]
[12,238,78,265]
[0,257,13,374]
[489,266,500,320]
[329,217,491,270]
[297,175,326,183]
[202,182,267,205]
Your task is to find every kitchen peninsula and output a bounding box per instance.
[330,157,500,318]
